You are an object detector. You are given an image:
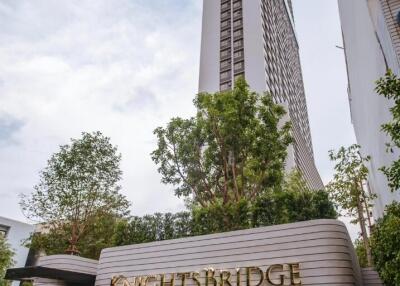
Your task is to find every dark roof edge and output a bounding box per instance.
[5,266,96,286]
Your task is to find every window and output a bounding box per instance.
[233,10,241,18]
[234,50,243,59]
[221,38,230,48]
[233,1,241,9]
[220,49,231,58]
[220,70,231,80]
[234,61,244,71]
[220,59,231,69]
[221,1,230,10]
[233,39,243,49]
[233,19,242,28]
[220,82,232,91]
[221,20,229,28]
[221,29,230,38]
[221,11,230,19]
[233,29,242,38]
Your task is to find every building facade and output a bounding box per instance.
[338,0,400,218]
[0,216,34,286]
[199,0,324,190]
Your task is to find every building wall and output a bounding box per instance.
[338,0,400,218]
[96,220,363,286]
[0,217,34,286]
[33,255,98,286]
[198,0,220,93]
[0,217,34,268]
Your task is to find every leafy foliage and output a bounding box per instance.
[151,78,292,207]
[20,131,131,255]
[326,144,374,266]
[113,171,337,246]
[326,145,373,221]
[354,238,368,268]
[370,202,400,286]
[0,236,14,286]
[27,213,120,260]
[375,70,400,191]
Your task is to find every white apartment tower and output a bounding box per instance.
[338,0,400,217]
[199,0,324,189]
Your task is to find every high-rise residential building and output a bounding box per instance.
[199,0,324,190]
[338,0,400,218]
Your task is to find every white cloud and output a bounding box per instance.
[0,0,202,220]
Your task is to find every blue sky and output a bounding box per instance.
[0,0,359,238]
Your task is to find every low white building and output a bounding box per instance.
[0,216,34,285]
[338,0,400,217]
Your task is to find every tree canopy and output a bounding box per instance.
[20,131,131,255]
[375,70,400,191]
[152,78,292,207]
[370,202,400,286]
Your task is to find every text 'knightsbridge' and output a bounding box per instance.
[111,264,302,286]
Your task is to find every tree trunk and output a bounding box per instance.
[356,193,372,267]
[65,222,80,255]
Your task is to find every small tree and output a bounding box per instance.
[354,238,368,268]
[327,144,375,266]
[370,202,400,286]
[376,70,400,191]
[0,236,14,286]
[152,78,292,208]
[20,131,131,255]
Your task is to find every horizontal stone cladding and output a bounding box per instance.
[260,0,323,189]
[96,219,362,286]
[34,255,98,286]
[380,0,400,64]
[361,268,384,285]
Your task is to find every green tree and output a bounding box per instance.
[253,171,337,227]
[0,236,14,286]
[354,238,368,268]
[20,131,131,256]
[151,78,292,208]
[28,213,120,260]
[326,144,375,266]
[112,212,193,246]
[376,70,400,191]
[370,202,400,286]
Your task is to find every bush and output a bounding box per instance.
[370,202,400,286]
[113,189,337,246]
[354,238,368,268]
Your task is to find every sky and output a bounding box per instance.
[0,0,359,238]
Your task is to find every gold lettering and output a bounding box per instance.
[220,270,232,286]
[236,268,241,286]
[191,272,201,286]
[205,268,217,286]
[161,274,175,286]
[245,267,263,286]
[289,264,301,285]
[266,265,285,286]
[111,275,127,286]
[177,273,191,286]
[136,276,149,286]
